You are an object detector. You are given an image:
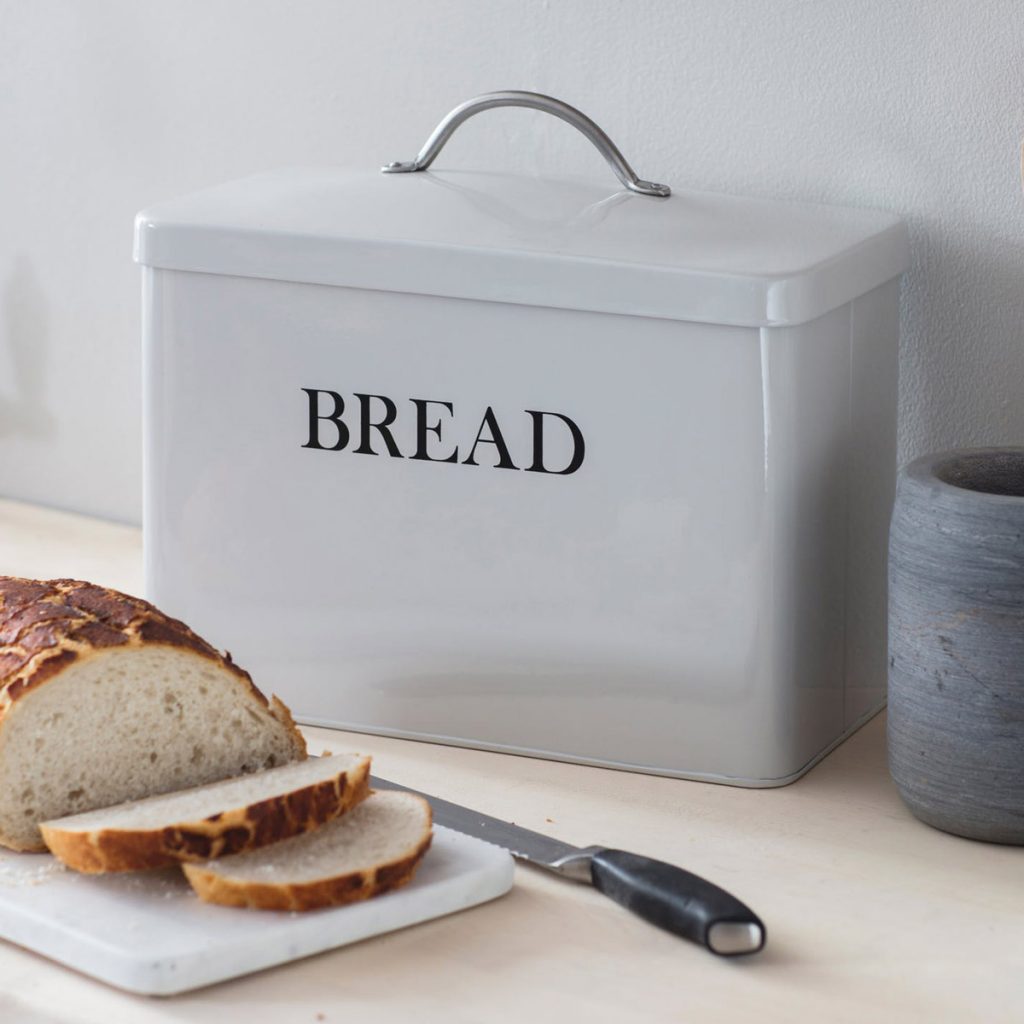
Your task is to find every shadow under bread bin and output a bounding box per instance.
[136,92,909,786]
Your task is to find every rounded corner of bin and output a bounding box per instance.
[133,209,163,266]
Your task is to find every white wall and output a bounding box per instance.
[2,0,1023,524]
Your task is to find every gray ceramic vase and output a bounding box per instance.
[889,447,1024,844]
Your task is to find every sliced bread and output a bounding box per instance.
[183,790,433,911]
[0,576,306,851]
[40,753,371,873]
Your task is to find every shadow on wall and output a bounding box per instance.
[0,255,55,441]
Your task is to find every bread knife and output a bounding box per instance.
[369,774,765,956]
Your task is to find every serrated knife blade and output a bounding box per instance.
[370,774,765,957]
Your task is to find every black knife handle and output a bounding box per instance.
[589,849,765,956]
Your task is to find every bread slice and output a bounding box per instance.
[0,577,306,851]
[40,753,370,873]
[183,790,433,911]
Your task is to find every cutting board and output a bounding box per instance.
[0,825,513,995]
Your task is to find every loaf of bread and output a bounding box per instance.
[40,753,370,872]
[0,576,306,851]
[183,790,433,910]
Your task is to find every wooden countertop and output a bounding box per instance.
[0,497,1020,1023]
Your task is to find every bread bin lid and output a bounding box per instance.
[134,93,909,328]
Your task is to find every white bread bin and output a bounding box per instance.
[137,93,909,786]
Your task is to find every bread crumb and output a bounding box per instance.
[0,856,66,887]
[545,817,554,823]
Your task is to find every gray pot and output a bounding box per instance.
[889,447,1024,844]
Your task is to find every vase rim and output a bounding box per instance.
[903,446,1024,503]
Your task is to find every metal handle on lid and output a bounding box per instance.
[382,91,671,198]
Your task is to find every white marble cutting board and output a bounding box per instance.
[0,825,513,995]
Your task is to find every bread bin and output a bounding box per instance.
[137,92,908,786]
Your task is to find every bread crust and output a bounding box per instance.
[0,578,302,744]
[182,797,433,911]
[0,576,307,852]
[40,757,371,873]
